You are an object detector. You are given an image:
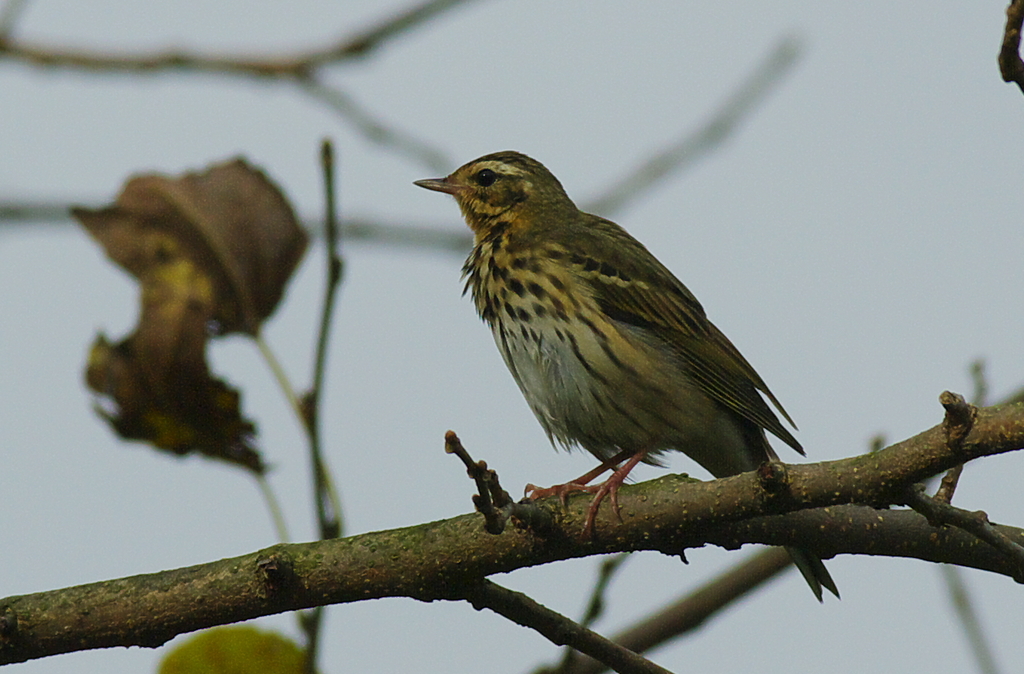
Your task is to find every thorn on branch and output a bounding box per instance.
[1000,0,1024,93]
[903,484,1024,582]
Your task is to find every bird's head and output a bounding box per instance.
[415,151,575,237]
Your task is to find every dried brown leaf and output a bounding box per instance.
[72,157,306,470]
[86,334,263,472]
[74,157,307,336]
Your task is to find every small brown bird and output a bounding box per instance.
[415,151,837,600]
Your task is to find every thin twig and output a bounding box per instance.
[999,0,1024,93]
[904,484,1024,577]
[555,553,630,674]
[0,202,473,253]
[934,464,963,505]
[971,359,989,408]
[932,390,975,503]
[939,566,1002,674]
[935,364,986,504]
[296,77,451,172]
[306,139,345,544]
[0,0,476,74]
[445,431,552,535]
[301,139,345,542]
[255,334,306,427]
[444,431,511,528]
[934,370,1004,674]
[0,0,465,170]
[939,391,976,455]
[549,547,794,674]
[457,580,674,674]
[314,0,477,62]
[577,555,631,630]
[299,140,346,674]
[585,35,802,216]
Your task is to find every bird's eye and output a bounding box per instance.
[474,169,498,187]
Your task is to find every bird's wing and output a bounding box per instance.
[568,216,803,454]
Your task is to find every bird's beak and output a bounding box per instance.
[414,177,463,195]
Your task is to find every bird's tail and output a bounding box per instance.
[786,547,840,602]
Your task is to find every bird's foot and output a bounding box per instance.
[524,481,596,508]
[526,449,648,537]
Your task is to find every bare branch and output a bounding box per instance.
[294,140,346,674]
[903,484,1024,577]
[314,0,478,62]
[457,580,673,674]
[0,0,476,75]
[553,548,793,674]
[295,77,452,172]
[0,201,472,253]
[0,1,466,170]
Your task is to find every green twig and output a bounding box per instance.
[255,333,306,424]
[306,139,345,542]
[300,139,346,674]
[939,566,1001,674]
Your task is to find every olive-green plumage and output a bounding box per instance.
[416,151,837,601]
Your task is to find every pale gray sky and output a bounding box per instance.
[2,2,1023,673]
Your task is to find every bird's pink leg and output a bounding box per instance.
[525,448,647,536]
[525,448,635,504]
[581,450,648,536]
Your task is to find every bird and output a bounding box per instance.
[414,150,838,601]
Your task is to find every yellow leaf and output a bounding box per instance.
[159,626,305,674]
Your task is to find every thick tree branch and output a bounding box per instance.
[2,399,1024,665]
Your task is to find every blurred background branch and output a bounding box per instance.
[0,0,472,170]
[0,28,802,252]
[585,36,802,217]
